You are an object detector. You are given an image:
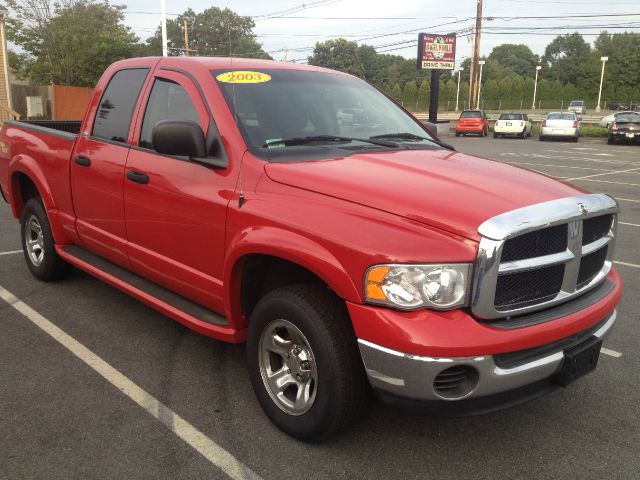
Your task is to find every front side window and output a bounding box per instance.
[214,69,439,161]
[139,79,201,149]
[93,68,149,142]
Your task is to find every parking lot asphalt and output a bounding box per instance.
[1,135,638,480]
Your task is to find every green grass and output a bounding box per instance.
[579,126,609,137]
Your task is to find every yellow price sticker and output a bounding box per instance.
[216,71,271,84]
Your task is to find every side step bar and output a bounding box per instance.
[57,245,245,343]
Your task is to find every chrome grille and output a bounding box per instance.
[471,194,618,320]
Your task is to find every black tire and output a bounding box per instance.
[573,136,579,143]
[607,136,615,145]
[455,131,460,137]
[520,130,526,139]
[539,135,545,141]
[247,284,369,441]
[493,132,498,139]
[20,198,72,281]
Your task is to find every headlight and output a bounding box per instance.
[365,263,472,310]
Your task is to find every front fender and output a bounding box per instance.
[224,225,361,327]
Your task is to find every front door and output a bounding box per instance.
[124,70,235,312]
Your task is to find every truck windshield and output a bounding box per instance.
[213,69,439,160]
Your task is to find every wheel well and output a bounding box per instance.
[240,255,330,318]
[13,173,40,215]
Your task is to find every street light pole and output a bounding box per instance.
[532,65,542,110]
[476,60,485,109]
[455,67,464,112]
[596,56,608,113]
[160,0,168,57]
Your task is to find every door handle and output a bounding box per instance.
[126,170,149,185]
[74,155,91,167]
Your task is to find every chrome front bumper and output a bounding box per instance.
[358,310,616,403]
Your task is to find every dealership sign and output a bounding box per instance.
[417,34,456,70]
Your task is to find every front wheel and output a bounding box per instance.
[20,198,71,281]
[247,284,369,441]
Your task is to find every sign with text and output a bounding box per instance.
[417,33,456,70]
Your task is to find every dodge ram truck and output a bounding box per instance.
[0,57,623,441]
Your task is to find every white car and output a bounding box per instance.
[493,113,532,138]
[568,100,586,115]
[599,111,640,128]
[540,112,579,142]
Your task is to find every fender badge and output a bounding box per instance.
[577,202,589,215]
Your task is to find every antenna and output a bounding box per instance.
[227,24,245,208]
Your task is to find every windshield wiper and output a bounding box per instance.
[263,135,399,149]
[370,132,455,151]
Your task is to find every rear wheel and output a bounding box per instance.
[607,136,615,145]
[20,198,71,281]
[539,135,545,141]
[247,284,369,441]
[493,132,498,139]
[455,131,460,137]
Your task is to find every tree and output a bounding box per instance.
[542,33,592,85]
[7,0,140,86]
[418,79,430,111]
[488,44,539,78]
[403,81,418,110]
[145,7,270,59]
[309,39,364,77]
[391,83,402,103]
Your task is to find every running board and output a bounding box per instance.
[57,245,245,343]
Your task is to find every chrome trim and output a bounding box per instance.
[472,194,619,319]
[498,249,574,274]
[357,309,616,402]
[477,194,618,241]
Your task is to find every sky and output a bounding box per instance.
[123,0,640,66]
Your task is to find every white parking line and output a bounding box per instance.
[619,222,640,227]
[616,197,640,203]
[507,162,613,172]
[601,348,623,358]
[615,260,640,269]
[573,179,640,187]
[0,285,262,480]
[0,250,22,256]
[566,167,640,181]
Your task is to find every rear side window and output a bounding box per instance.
[139,79,201,149]
[93,68,149,143]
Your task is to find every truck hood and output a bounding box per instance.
[264,148,583,241]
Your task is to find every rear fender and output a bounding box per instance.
[9,155,69,244]
[224,226,360,329]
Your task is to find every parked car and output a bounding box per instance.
[0,57,623,441]
[493,112,532,138]
[599,111,640,128]
[606,102,628,111]
[608,112,640,144]
[455,109,489,136]
[568,100,587,114]
[540,112,580,142]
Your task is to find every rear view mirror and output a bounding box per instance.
[152,120,207,158]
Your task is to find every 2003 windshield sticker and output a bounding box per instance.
[216,71,271,84]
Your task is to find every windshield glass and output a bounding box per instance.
[461,111,482,118]
[213,69,438,160]
[569,101,583,106]
[548,113,575,120]
[499,113,523,120]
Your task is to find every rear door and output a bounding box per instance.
[123,69,234,312]
[71,67,150,267]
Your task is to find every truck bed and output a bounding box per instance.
[11,120,82,137]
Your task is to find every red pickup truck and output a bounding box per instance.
[0,57,623,441]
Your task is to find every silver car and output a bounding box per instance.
[540,112,579,142]
[568,100,586,114]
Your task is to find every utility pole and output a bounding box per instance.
[160,0,168,56]
[532,65,541,110]
[596,56,608,113]
[184,21,189,56]
[455,67,464,112]
[469,0,483,110]
[282,47,289,62]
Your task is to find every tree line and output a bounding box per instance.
[7,1,640,111]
